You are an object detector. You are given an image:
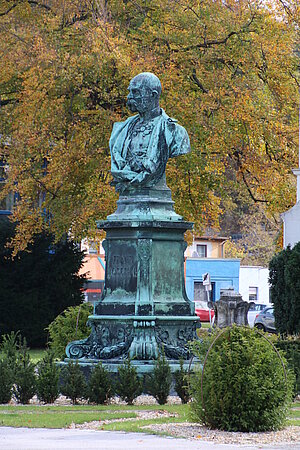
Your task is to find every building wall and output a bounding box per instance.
[185,258,240,302]
[282,202,300,248]
[239,266,270,305]
[185,239,226,258]
[79,239,105,304]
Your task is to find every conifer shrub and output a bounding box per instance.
[174,359,191,404]
[0,331,19,376]
[47,303,93,359]
[190,325,294,432]
[87,362,114,404]
[0,218,86,348]
[36,350,60,403]
[13,338,36,404]
[115,358,143,405]
[0,358,14,403]
[146,351,171,405]
[269,243,300,335]
[60,361,87,404]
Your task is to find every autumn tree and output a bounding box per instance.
[0,0,299,254]
[111,0,299,235]
[224,204,282,266]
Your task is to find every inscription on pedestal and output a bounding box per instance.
[111,255,137,277]
[106,242,137,293]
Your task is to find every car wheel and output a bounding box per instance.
[255,323,265,331]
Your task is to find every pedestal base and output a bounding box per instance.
[66,315,199,361]
[65,184,199,364]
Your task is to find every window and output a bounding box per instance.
[196,244,207,257]
[194,282,206,302]
[249,286,258,302]
[194,281,214,305]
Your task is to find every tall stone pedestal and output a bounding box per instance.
[209,289,253,328]
[65,182,199,371]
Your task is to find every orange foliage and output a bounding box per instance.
[0,0,299,251]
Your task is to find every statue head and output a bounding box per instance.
[127,72,162,115]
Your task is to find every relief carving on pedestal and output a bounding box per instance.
[66,323,133,360]
[138,239,151,279]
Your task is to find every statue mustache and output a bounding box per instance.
[127,99,137,106]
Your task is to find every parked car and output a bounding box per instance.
[254,306,276,333]
[195,301,215,322]
[247,303,268,328]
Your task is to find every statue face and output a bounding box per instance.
[127,80,157,114]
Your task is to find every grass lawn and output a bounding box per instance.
[0,402,298,432]
[0,404,189,430]
[200,323,211,329]
[28,349,47,364]
[0,349,47,365]
[288,401,300,426]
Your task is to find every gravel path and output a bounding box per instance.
[70,413,299,446]
[142,422,300,446]
[65,395,299,447]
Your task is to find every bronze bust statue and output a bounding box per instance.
[109,72,191,193]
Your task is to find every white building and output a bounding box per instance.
[281,201,300,248]
[281,110,300,248]
[239,266,270,305]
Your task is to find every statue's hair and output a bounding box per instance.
[130,72,162,96]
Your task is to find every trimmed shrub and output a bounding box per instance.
[115,358,143,405]
[174,359,191,404]
[190,325,294,432]
[60,361,87,404]
[13,338,36,404]
[47,303,93,359]
[36,351,61,403]
[146,352,171,405]
[0,358,14,403]
[87,363,114,404]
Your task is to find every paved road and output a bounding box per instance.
[0,427,299,450]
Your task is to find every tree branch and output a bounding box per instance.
[25,170,59,200]
[229,148,268,203]
[277,0,294,17]
[289,71,300,87]
[187,168,197,210]
[240,170,268,203]
[172,14,256,52]
[0,98,17,106]
[63,12,90,27]
[0,3,17,17]
[28,1,52,12]
[191,69,208,93]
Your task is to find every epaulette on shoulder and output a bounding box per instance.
[167,117,178,123]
